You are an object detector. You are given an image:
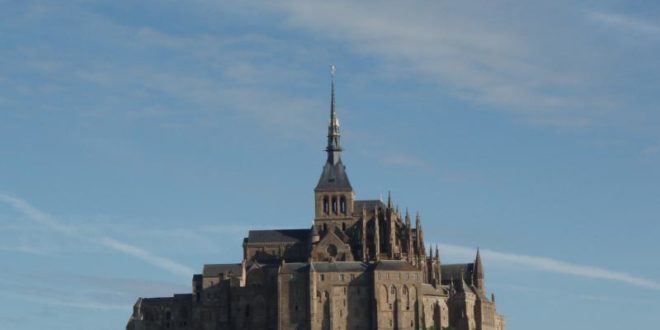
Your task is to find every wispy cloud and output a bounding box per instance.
[438,243,660,290]
[99,238,194,278]
[0,193,194,278]
[267,1,606,127]
[380,152,433,171]
[642,143,660,156]
[588,11,660,36]
[0,273,187,312]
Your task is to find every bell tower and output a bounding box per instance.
[314,65,355,233]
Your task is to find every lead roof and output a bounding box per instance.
[315,160,353,192]
[247,229,310,244]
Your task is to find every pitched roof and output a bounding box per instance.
[315,161,352,192]
[354,199,386,212]
[247,229,310,244]
[374,260,419,272]
[441,263,474,282]
[203,263,242,277]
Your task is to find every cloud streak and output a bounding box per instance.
[0,193,195,278]
[588,11,660,36]
[438,243,660,290]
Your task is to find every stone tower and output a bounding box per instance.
[313,65,355,236]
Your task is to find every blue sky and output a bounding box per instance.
[1,1,659,329]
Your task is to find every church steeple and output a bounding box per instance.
[314,65,354,222]
[326,64,342,165]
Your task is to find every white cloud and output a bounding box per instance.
[438,243,660,290]
[0,193,194,278]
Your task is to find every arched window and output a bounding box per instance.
[323,196,329,215]
[340,196,347,214]
[332,196,338,214]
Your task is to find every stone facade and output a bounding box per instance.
[126,73,506,330]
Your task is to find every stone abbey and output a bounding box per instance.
[126,69,506,330]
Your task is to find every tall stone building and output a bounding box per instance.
[126,69,506,330]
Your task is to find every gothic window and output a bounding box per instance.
[332,196,338,214]
[323,196,329,214]
[340,196,347,214]
[327,244,338,257]
[321,274,325,281]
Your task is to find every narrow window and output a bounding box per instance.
[323,196,329,214]
[342,222,346,231]
[340,196,347,214]
[332,196,338,214]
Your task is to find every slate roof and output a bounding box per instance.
[310,261,369,272]
[441,263,474,282]
[247,229,310,244]
[374,260,419,272]
[203,263,242,277]
[315,161,352,191]
[354,199,386,212]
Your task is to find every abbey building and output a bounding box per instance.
[126,70,506,330]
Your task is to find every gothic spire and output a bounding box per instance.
[474,248,484,278]
[326,64,342,165]
[473,248,485,293]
